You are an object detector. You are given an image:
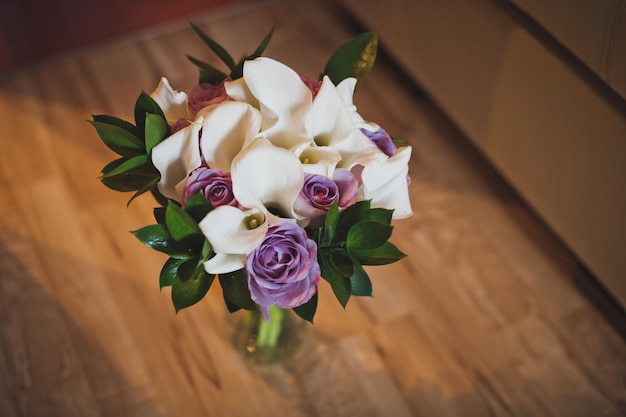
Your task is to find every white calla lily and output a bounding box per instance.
[151,118,203,201]
[292,142,342,177]
[306,76,385,169]
[150,77,190,122]
[335,77,365,124]
[196,101,262,172]
[199,206,268,274]
[360,146,413,219]
[232,138,304,221]
[241,57,312,149]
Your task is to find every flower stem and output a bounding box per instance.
[257,306,285,348]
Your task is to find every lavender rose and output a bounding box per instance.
[300,75,322,98]
[187,80,229,114]
[360,127,397,157]
[246,220,320,318]
[294,169,358,228]
[182,167,238,207]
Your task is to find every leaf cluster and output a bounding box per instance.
[90,92,170,205]
[317,201,406,309]
[187,22,275,84]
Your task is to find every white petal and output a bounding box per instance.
[199,206,268,255]
[243,57,312,148]
[293,143,342,177]
[306,76,383,169]
[232,138,304,219]
[151,119,202,201]
[203,253,246,274]
[336,77,365,124]
[224,78,259,108]
[150,77,190,122]
[361,146,413,219]
[196,101,262,172]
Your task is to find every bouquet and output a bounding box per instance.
[90,24,412,330]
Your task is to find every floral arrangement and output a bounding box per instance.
[90,24,412,326]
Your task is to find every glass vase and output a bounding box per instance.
[229,306,306,365]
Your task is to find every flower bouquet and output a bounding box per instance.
[90,24,412,355]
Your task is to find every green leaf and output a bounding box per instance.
[100,155,149,179]
[177,256,202,281]
[92,114,139,137]
[350,264,373,296]
[187,55,228,81]
[349,241,407,265]
[322,201,340,244]
[153,206,167,225]
[131,224,191,259]
[165,201,201,242]
[144,113,168,154]
[230,26,275,79]
[189,21,236,70]
[89,120,144,156]
[160,257,186,289]
[293,291,317,323]
[171,269,214,312]
[127,176,159,206]
[219,269,256,311]
[199,68,228,85]
[330,250,354,277]
[346,221,392,250]
[134,91,166,133]
[323,31,378,87]
[100,170,158,193]
[184,192,213,223]
[319,251,351,307]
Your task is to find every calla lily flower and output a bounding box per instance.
[199,206,267,273]
[237,57,312,149]
[151,101,262,202]
[231,138,304,221]
[359,146,413,219]
[150,77,191,123]
[196,101,262,172]
[198,138,305,274]
[305,76,385,170]
[291,142,342,177]
[151,118,203,200]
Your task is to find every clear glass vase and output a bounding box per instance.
[229,306,306,365]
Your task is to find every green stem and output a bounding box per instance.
[257,306,285,348]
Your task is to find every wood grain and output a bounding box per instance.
[0,0,624,416]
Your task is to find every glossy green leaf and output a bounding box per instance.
[319,251,351,307]
[323,31,378,86]
[293,291,317,323]
[219,269,256,311]
[189,22,236,70]
[346,221,392,250]
[134,91,166,133]
[184,192,213,223]
[131,224,191,259]
[322,201,340,244]
[160,257,186,289]
[348,241,406,265]
[89,120,144,156]
[92,114,139,137]
[165,201,201,242]
[350,264,373,296]
[127,176,159,206]
[100,155,149,179]
[171,269,214,312]
[177,256,202,281]
[186,55,228,81]
[144,113,168,154]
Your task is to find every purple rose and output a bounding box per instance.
[182,167,238,208]
[294,169,358,228]
[246,220,320,318]
[187,80,230,114]
[360,127,397,157]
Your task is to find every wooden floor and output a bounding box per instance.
[0,0,624,416]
